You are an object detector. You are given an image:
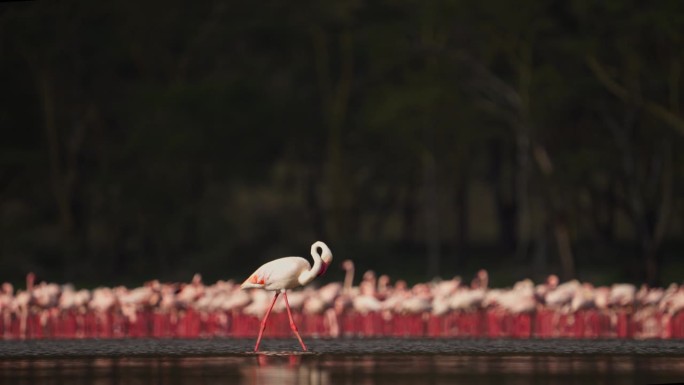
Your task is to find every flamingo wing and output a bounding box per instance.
[241,257,310,291]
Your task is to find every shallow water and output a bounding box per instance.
[2,338,684,357]
[0,339,683,385]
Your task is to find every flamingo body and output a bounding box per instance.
[240,241,333,352]
[241,257,311,291]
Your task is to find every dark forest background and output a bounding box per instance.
[1,0,684,288]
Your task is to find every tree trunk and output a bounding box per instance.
[39,69,75,235]
[306,167,326,240]
[453,174,468,268]
[401,182,418,243]
[554,220,575,280]
[515,42,532,260]
[489,140,518,253]
[311,27,354,240]
[423,152,441,278]
[643,239,659,286]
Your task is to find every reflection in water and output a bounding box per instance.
[246,353,328,385]
[0,354,684,385]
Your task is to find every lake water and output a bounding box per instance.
[0,338,683,385]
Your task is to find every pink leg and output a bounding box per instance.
[254,292,280,352]
[283,292,307,351]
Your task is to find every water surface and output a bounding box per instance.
[0,338,682,385]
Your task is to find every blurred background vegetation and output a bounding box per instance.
[1,0,684,288]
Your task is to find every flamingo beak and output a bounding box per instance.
[317,261,329,277]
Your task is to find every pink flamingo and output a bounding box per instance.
[240,241,333,351]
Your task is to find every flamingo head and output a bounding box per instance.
[317,261,329,277]
[342,259,354,271]
[311,241,333,277]
[315,243,333,277]
[318,251,333,277]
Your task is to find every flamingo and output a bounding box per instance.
[341,260,355,295]
[240,241,333,351]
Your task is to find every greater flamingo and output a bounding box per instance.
[240,241,333,351]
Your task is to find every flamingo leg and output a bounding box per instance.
[254,291,280,352]
[283,291,307,351]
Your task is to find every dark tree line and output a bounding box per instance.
[1,0,683,287]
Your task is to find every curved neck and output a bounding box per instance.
[343,265,354,294]
[298,241,329,286]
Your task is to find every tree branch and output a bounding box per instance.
[586,55,684,136]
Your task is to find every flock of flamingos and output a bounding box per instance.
[1,242,683,342]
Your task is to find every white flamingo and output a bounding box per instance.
[240,241,333,351]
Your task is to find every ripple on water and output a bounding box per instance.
[0,338,683,358]
[0,340,683,385]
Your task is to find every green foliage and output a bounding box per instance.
[0,0,683,286]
